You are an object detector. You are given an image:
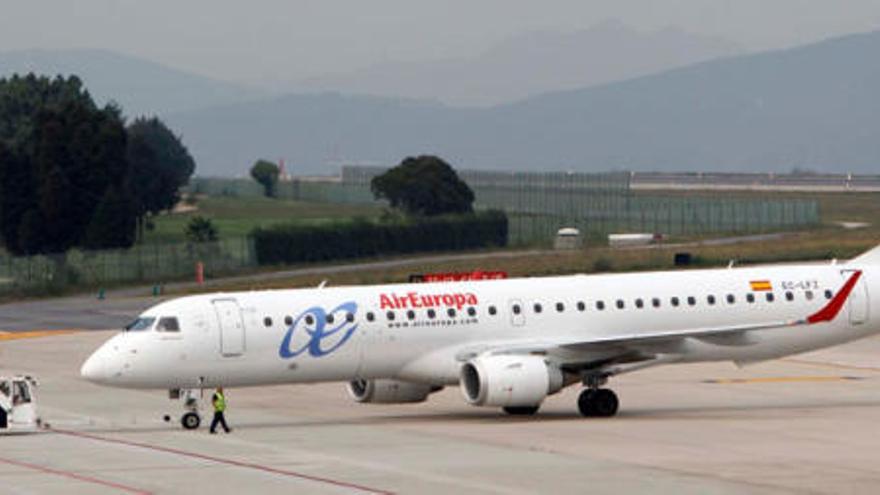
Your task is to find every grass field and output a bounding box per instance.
[172,191,880,294]
[143,195,384,243]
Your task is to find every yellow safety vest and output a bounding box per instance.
[213,392,226,412]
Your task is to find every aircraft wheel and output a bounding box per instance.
[591,389,619,417]
[503,405,540,416]
[577,389,597,417]
[181,412,201,430]
[578,389,619,417]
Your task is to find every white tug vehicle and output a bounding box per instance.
[0,375,41,433]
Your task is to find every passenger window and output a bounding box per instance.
[406,310,415,320]
[726,294,735,304]
[746,293,755,303]
[577,301,586,311]
[366,312,375,322]
[306,315,315,325]
[596,301,605,311]
[447,308,456,317]
[427,309,436,319]
[805,290,814,301]
[157,317,181,332]
[556,302,564,312]
[707,295,716,305]
[824,289,833,300]
[467,307,476,317]
[326,314,335,324]
[616,299,625,309]
[512,304,522,315]
[785,291,794,301]
[346,313,354,322]
[766,293,775,302]
[652,298,661,308]
[488,306,497,315]
[635,298,644,309]
[534,303,542,313]
[670,297,680,307]
[386,311,395,321]
[284,316,293,326]
[262,317,272,328]
[686,296,696,306]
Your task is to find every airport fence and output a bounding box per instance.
[187,169,820,246]
[0,237,256,295]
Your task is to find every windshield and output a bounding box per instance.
[125,317,156,332]
[157,317,180,332]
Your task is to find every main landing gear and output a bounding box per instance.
[577,388,619,417]
[577,373,619,417]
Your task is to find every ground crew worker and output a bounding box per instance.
[210,387,231,434]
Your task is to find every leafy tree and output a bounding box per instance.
[371,155,474,216]
[185,216,218,243]
[0,74,137,255]
[250,159,280,197]
[82,186,138,249]
[127,116,196,238]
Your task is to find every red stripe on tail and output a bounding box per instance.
[807,271,862,324]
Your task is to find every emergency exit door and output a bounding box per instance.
[213,299,246,356]
[841,270,869,325]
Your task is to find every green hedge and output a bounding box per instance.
[252,211,508,265]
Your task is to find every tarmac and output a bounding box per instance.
[1,292,880,493]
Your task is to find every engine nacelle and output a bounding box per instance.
[347,379,438,404]
[460,355,564,407]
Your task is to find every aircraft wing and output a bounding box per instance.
[459,270,862,371]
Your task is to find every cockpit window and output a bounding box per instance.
[157,317,180,332]
[125,317,156,331]
[13,381,31,404]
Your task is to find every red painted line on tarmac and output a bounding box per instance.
[0,456,152,494]
[51,428,393,495]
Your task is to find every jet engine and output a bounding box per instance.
[347,379,440,404]
[460,355,564,407]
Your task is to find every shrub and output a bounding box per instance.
[252,210,507,265]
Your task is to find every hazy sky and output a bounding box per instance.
[3,0,880,88]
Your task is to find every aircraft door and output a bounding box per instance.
[509,299,525,327]
[213,299,246,356]
[841,270,869,325]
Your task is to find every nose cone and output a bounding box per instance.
[80,349,109,384]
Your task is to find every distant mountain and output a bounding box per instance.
[0,49,267,117]
[169,30,880,176]
[295,20,742,106]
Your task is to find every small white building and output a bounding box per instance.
[554,227,583,250]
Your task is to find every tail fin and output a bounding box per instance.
[850,244,880,265]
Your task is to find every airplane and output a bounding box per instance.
[81,244,880,429]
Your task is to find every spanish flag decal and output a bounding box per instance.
[750,280,772,291]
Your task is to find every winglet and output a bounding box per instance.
[806,271,862,324]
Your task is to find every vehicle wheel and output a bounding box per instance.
[577,388,596,417]
[592,389,619,417]
[181,412,201,430]
[503,405,540,416]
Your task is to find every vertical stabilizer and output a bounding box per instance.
[850,244,880,265]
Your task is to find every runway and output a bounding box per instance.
[2,329,880,494]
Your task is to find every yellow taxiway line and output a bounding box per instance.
[705,375,864,384]
[0,330,80,341]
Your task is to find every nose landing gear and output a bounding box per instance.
[167,389,202,430]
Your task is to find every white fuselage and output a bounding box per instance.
[81,262,878,391]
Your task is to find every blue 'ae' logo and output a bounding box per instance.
[279,301,358,358]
